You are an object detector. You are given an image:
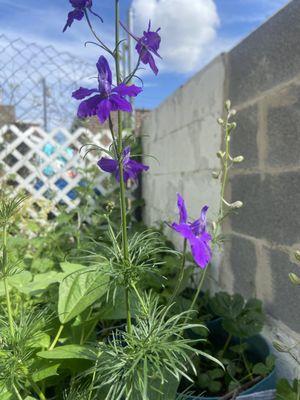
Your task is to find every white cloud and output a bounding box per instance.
[131,0,220,74]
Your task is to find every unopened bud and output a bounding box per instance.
[217,118,224,125]
[233,156,244,163]
[230,109,237,117]
[289,273,300,285]
[231,201,243,209]
[295,250,300,263]
[229,122,237,131]
[225,100,231,111]
[212,171,220,179]
[105,201,115,213]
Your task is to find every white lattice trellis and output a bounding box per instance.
[0,124,113,209]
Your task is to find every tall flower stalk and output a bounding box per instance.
[114,0,131,333]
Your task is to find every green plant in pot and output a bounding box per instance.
[178,292,276,399]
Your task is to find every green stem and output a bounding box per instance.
[27,375,47,400]
[49,324,64,350]
[2,224,14,337]
[168,239,187,306]
[132,282,147,315]
[221,333,232,356]
[12,384,23,400]
[115,0,132,334]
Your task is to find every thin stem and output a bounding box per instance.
[2,224,14,337]
[49,324,64,350]
[12,384,23,400]
[27,375,47,400]
[84,10,114,56]
[115,0,132,334]
[221,333,232,356]
[168,239,187,306]
[132,282,147,315]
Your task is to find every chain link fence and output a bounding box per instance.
[0,34,95,130]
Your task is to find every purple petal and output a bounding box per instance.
[98,157,118,174]
[112,83,143,97]
[189,235,212,269]
[171,223,194,241]
[136,44,159,75]
[96,56,112,86]
[122,146,131,164]
[126,159,149,176]
[72,87,98,100]
[70,0,92,7]
[63,9,84,32]
[143,30,161,54]
[77,94,101,118]
[177,194,188,224]
[109,94,132,113]
[96,98,113,124]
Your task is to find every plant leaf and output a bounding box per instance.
[58,265,109,323]
[37,344,98,361]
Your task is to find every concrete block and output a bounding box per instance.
[228,0,300,105]
[230,172,300,246]
[267,247,300,332]
[267,84,300,167]
[232,105,259,169]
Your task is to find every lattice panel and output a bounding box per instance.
[0,124,113,210]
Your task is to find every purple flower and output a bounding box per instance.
[98,146,149,184]
[120,20,162,75]
[63,0,102,32]
[170,194,212,269]
[72,56,142,124]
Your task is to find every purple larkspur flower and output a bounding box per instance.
[120,20,162,75]
[63,0,102,32]
[72,56,142,124]
[98,146,149,184]
[170,194,212,269]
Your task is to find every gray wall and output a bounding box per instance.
[142,0,300,375]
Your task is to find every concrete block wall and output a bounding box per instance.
[142,0,300,376]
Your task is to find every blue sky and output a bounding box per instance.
[0,0,290,110]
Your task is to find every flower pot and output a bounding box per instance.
[178,334,276,399]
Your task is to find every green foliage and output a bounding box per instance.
[210,292,264,338]
[276,378,300,400]
[58,265,109,324]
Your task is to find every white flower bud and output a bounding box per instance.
[233,156,244,163]
[231,201,243,209]
[225,99,231,111]
[230,122,237,130]
[289,273,300,285]
[230,109,237,116]
[217,118,224,125]
[212,171,220,179]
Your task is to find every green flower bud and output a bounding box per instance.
[295,250,300,263]
[289,273,300,285]
[212,171,220,179]
[217,118,224,125]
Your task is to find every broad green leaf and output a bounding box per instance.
[32,361,60,382]
[28,332,51,349]
[60,262,86,274]
[58,266,109,323]
[18,271,64,295]
[37,344,98,361]
[0,271,32,296]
